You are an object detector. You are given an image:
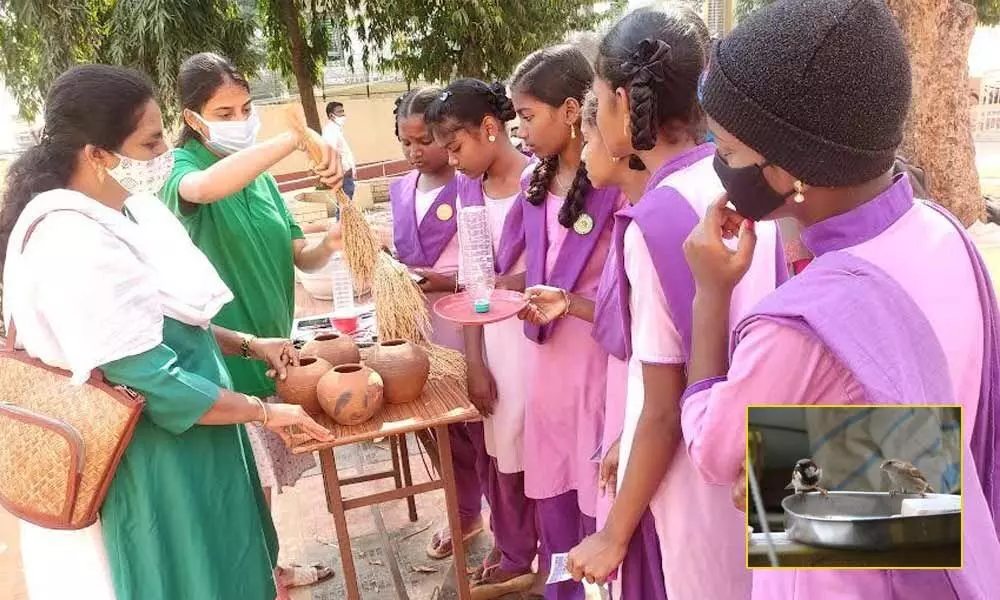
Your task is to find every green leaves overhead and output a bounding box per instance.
[0,0,259,121]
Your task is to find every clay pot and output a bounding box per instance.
[275,357,331,415]
[364,339,430,404]
[302,333,360,367]
[317,363,385,426]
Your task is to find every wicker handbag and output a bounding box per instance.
[0,212,145,530]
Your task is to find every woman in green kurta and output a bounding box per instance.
[160,52,345,588]
[0,65,334,600]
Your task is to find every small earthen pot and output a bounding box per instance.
[301,332,360,367]
[364,339,430,404]
[317,363,385,426]
[275,357,331,415]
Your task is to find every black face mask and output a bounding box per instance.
[712,153,793,221]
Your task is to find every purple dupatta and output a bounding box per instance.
[733,175,1000,536]
[591,144,716,360]
[522,185,620,343]
[455,166,534,275]
[389,171,458,268]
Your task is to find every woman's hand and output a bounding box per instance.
[323,220,343,252]
[413,268,456,294]
[265,402,335,445]
[298,128,345,189]
[250,338,299,381]
[519,285,568,325]
[567,529,628,585]
[599,439,621,497]
[683,195,757,294]
[733,462,748,513]
[466,361,498,418]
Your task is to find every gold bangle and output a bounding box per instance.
[249,395,268,426]
[559,289,571,319]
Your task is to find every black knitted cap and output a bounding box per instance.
[701,0,911,187]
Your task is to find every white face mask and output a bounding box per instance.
[333,115,347,127]
[107,150,174,196]
[192,110,261,156]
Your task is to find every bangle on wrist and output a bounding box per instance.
[559,289,571,319]
[249,395,268,426]
[241,335,257,360]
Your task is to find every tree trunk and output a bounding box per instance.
[887,0,982,226]
[276,0,322,132]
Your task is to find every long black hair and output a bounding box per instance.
[596,6,710,150]
[510,44,594,229]
[0,65,155,277]
[393,86,443,139]
[424,78,517,136]
[176,52,250,146]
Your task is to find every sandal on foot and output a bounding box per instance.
[469,565,534,600]
[278,563,334,588]
[469,547,502,584]
[426,520,484,559]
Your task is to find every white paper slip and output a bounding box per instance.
[546,552,574,585]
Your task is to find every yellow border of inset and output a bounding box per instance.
[744,404,964,570]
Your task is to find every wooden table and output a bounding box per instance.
[748,532,961,568]
[291,284,477,600]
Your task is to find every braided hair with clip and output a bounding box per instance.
[394,86,443,139]
[510,44,594,229]
[424,78,517,136]
[596,5,710,150]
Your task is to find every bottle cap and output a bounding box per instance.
[474,299,491,313]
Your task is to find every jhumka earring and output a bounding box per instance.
[793,180,806,203]
[570,125,577,140]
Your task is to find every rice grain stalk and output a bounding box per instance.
[423,343,467,383]
[335,188,381,294]
[372,252,430,343]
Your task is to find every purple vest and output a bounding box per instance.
[734,178,1000,539]
[591,144,712,360]
[522,185,620,343]
[389,171,458,268]
[455,166,534,275]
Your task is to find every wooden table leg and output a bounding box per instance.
[319,451,335,514]
[319,448,362,600]
[398,434,419,522]
[435,424,472,600]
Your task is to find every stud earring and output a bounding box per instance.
[488,134,496,143]
[793,180,806,204]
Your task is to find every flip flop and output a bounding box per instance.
[469,547,502,584]
[278,563,335,588]
[425,520,484,559]
[469,565,535,600]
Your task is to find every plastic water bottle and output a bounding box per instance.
[458,206,496,313]
[330,251,355,317]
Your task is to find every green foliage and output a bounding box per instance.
[324,0,626,83]
[257,0,331,89]
[0,0,259,121]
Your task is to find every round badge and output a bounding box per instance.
[573,213,594,235]
[436,203,454,221]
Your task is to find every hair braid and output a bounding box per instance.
[628,73,658,151]
[525,155,558,207]
[558,161,592,229]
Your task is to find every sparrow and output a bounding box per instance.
[880,459,934,497]
[785,458,828,495]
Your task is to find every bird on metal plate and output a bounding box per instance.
[785,458,828,495]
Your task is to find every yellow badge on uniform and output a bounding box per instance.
[436,203,454,221]
[573,213,594,235]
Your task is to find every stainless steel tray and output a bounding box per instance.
[781,491,960,550]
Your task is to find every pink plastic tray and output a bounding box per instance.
[433,290,528,325]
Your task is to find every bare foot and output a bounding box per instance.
[426,515,485,559]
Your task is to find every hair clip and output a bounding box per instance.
[439,91,452,102]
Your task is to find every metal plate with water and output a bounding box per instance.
[782,491,960,550]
